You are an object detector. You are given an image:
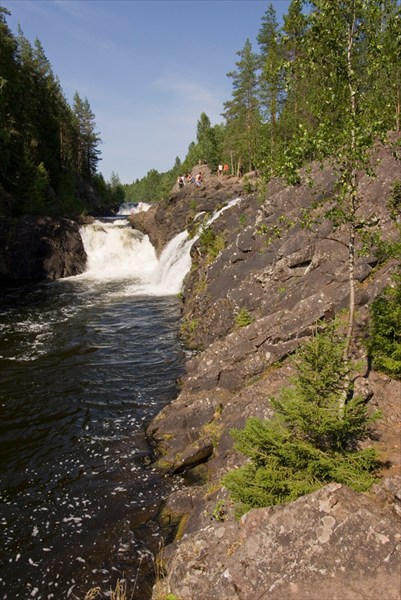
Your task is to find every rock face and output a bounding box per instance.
[143,144,401,599]
[0,216,87,281]
[128,164,244,254]
[155,482,401,600]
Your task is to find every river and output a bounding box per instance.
[0,214,193,599]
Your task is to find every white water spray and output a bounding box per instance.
[78,198,241,296]
[79,221,158,280]
[117,202,151,215]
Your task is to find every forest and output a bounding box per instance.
[1,1,401,212]
[125,0,401,202]
[0,5,124,218]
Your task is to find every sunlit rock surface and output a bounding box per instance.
[148,144,401,600]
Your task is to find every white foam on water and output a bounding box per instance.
[78,197,241,296]
[117,202,151,215]
[78,220,158,281]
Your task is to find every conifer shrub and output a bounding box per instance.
[234,307,253,328]
[388,180,401,219]
[223,322,381,515]
[198,225,225,262]
[367,273,401,379]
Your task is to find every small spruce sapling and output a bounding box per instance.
[223,321,381,516]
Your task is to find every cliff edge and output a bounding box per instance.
[134,148,401,600]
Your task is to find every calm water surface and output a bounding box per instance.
[0,276,186,599]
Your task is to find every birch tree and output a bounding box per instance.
[303,0,389,369]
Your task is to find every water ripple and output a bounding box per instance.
[0,278,185,599]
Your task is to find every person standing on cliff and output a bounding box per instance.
[218,164,223,177]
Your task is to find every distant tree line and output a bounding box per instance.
[125,0,401,202]
[2,1,401,212]
[0,6,123,217]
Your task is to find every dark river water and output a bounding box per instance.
[0,221,188,599]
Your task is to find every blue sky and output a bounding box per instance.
[3,0,291,184]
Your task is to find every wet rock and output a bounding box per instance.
[155,439,214,474]
[128,165,244,254]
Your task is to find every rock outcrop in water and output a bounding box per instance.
[128,164,244,255]
[131,147,401,600]
[0,216,87,281]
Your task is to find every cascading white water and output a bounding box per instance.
[79,198,241,296]
[117,202,151,215]
[79,221,158,280]
[0,196,242,598]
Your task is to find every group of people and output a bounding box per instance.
[217,164,229,176]
[177,172,203,189]
[177,164,243,189]
[217,164,243,177]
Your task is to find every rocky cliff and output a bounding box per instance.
[132,151,401,599]
[0,216,87,281]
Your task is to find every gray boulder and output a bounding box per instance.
[155,482,401,600]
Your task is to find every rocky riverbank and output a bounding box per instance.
[0,215,87,281]
[132,152,401,599]
[1,153,399,599]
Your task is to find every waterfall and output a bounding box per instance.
[78,198,241,296]
[79,221,158,280]
[117,202,151,215]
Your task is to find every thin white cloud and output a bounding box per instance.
[53,0,92,20]
[154,71,225,124]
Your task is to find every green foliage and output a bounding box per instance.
[196,112,220,171]
[367,273,401,379]
[223,38,261,173]
[73,91,101,180]
[4,2,401,217]
[30,162,51,214]
[198,226,225,261]
[239,213,247,227]
[211,500,226,522]
[0,9,109,217]
[389,180,401,219]
[255,222,282,246]
[57,171,85,217]
[180,317,199,341]
[234,307,253,328]
[242,175,255,193]
[223,322,381,515]
[123,166,178,203]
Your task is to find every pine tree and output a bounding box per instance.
[73,92,101,180]
[257,3,285,152]
[0,7,19,203]
[280,0,310,140]
[223,39,261,173]
[223,322,381,515]
[196,112,219,171]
